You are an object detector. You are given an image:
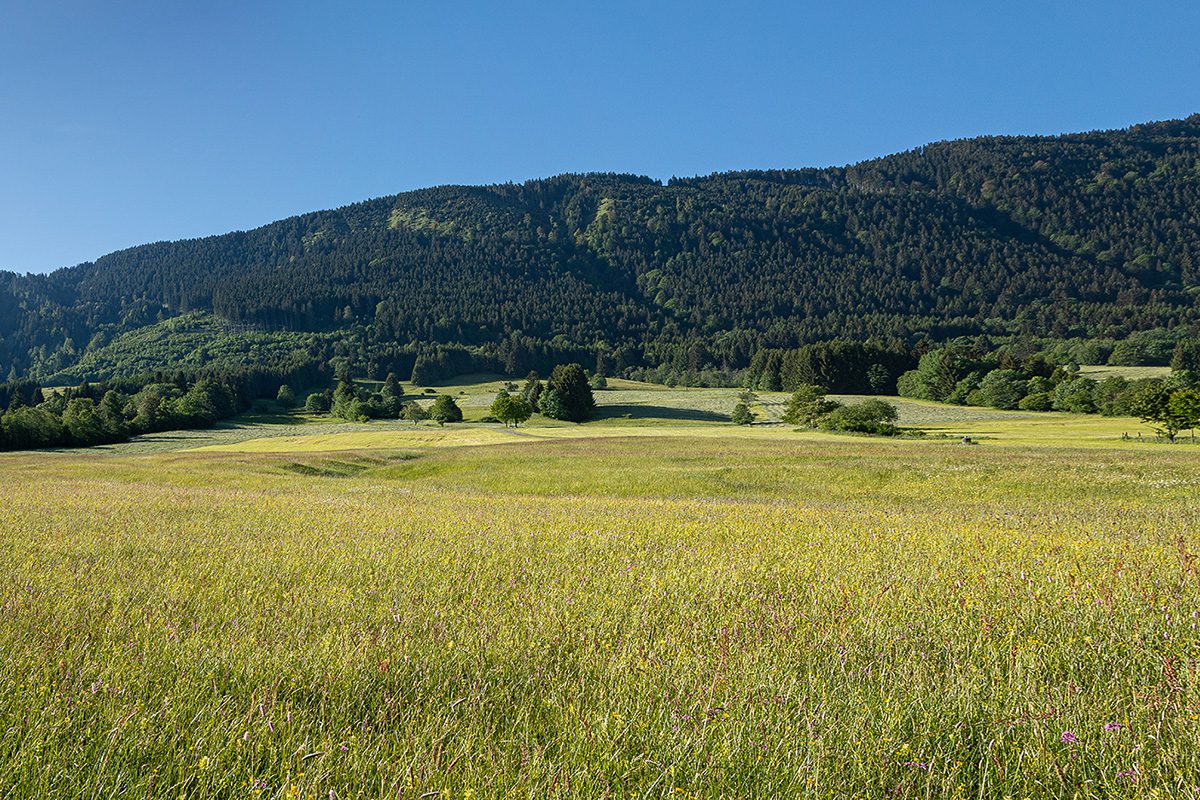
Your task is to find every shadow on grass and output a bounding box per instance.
[594,404,729,423]
[231,410,307,426]
[273,451,420,479]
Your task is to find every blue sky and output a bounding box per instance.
[3,0,1198,275]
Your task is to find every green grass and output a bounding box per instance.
[37,377,1182,458]
[1077,365,1172,381]
[1,427,1198,798]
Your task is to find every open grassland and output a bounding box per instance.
[1,432,1198,799]
[181,409,1176,456]
[1077,366,1172,382]
[56,374,1176,458]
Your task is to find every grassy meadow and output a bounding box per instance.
[2,382,1198,798]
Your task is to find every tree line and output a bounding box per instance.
[0,361,325,451]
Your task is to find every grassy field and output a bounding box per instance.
[1077,366,1172,381]
[47,375,1182,458]
[2,386,1198,798]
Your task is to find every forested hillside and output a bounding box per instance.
[3,115,1199,385]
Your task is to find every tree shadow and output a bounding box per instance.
[231,410,307,426]
[595,404,729,423]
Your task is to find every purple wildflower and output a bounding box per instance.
[1061,731,1078,744]
[1104,722,1124,731]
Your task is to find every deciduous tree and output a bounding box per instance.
[429,395,463,426]
[491,395,532,427]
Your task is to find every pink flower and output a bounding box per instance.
[902,762,929,770]
[1061,731,1078,744]
[1104,722,1124,730]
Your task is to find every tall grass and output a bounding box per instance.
[0,437,1197,798]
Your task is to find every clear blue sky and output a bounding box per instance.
[3,0,1198,275]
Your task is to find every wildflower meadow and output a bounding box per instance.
[0,433,1197,798]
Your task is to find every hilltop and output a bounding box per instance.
[3,114,1199,385]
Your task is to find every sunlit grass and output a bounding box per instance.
[1076,365,1172,381]
[926,412,1195,448]
[2,431,1197,798]
[190,427,522,453]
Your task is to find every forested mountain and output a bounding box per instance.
[3,115,1199,385]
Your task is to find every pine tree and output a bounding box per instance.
[521,371,543,411]
[383,372,404,398]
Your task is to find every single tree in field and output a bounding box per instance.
[1167,388,1200,442]
[380,374,404,416]
[491,395,533,427]
[1130,382,1187,442]
[429,395,463,426]
[544,363,594,422]
[731,402,754,425]
[820,398,900,434]
[401,401,428,425]
[781,384,840,426]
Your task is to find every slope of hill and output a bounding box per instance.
[3,115,1199,384]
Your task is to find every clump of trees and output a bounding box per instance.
[306,362,596,431]
[744,341,912,395]
[312,372,409,422]
[0,362,320,450]
[514,364,595,423]
[781,384,900,435]
[894,340,1200,433]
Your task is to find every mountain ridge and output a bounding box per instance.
[4,115,1199,384]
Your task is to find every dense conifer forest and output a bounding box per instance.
[3,115,1199,390]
